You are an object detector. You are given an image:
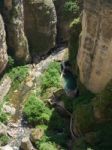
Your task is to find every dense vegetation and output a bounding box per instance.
[63,0,79,17]
[0,135,9,146]
[40,61,61,94]
[23,61,71,149]
[23,94,52,125]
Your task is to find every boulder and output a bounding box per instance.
[3,0,30,64]
[0,145,13,150]
[0,123,7,136]
[24,0,57,55]
[3,104,16,115]
[20,137,36,150]
[30,128,44,142]
[77,0,112,93]
[0,14,8,73]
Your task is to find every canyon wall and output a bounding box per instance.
[77,0,112,93]
[3,0,30,63]
[24,0,57,55]
[0,14,8,73]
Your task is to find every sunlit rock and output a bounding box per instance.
[0,14,8,73]
[3,0,30,64]
[77,0,112,93]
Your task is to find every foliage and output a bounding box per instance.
[35,110,70,149]
[63,0,79,17]
[23,94,52,125]
[69,17,81,70]
[8,56,15,69]
[0,102,8,124]
[38,142,57,150]
[72,138,87,150]
[8,66,28,81]
[0,112,7,124]
[7,66,28,89]
[40,61,61,94]
[0,135,9,146]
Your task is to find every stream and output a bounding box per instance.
[1,47,68,150]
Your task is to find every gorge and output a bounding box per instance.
[0,0,112,150]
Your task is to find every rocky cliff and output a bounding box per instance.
[3,0,30,64]
[24,0,57,55]
[77,0,112,93]
[0,14,8,73]
[0,0,79,73]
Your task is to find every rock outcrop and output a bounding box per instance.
[0,14,8,73]
[24,0,57,56]
[77,0,112,93]
[54,0,80,43]
[3,0,30,63]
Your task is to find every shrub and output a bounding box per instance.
[40,61,61,93]
[8,56,15,68]
[8,66,28,89]
[0,112,7,124]
[63,0,79,17]
[0,135,9,146]
[38,142,57,150]
[23,94,52,125]
[8,66,28,81]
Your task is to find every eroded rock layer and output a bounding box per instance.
[77,0,112,93]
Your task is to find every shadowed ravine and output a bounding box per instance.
[5,47,69,150]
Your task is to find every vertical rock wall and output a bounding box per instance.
[77,0,112,93]
[3,0,30,63]
[0,14,8,73]
[24,0,57,55]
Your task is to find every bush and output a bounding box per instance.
[0,112,7,124]
[0,135,9,146]
[23,94,52,125]
[40,61,61,93]
[39,142,57,150]
[8,66,28,81]
[63,0,79,17]
[8,66,28,89]
[8,56,15,68]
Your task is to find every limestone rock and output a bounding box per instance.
[20,137,36,150]
[24,0,57,55]
[30,128,44,142]
[3,0,30,64]
[0,76,11,103]
[0,145,13,150]
[0,123,7,136]
[77,0,112,93]
[3,104,16,115]
[0,14,8,73]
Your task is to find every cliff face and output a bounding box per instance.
[24,0,57,55]
[0,14,8,73]
[54,0,79,43]
[77,0,112,93]
[3,0,30,63]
